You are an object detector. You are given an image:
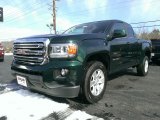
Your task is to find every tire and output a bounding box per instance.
[137,56,149,76]
[82,61,107,103]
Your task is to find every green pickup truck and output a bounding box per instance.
[11,20,152,103]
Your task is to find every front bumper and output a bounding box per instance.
[11,60,83,98]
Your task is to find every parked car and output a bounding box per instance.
[11,20,152,103]
[151,39,160,62]
[0,43,4,62]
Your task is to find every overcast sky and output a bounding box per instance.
[0,0,160,41]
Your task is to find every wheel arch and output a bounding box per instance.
[145,49,151,60]
[142,41,152,60]
[84,51,110,72]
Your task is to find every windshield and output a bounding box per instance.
[63,21,110,34]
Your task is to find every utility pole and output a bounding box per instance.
[53,0,56,34]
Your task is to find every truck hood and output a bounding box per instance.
[51,33,106,40]
[15,33,106,43]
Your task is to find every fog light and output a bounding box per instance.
[61,69,69,76]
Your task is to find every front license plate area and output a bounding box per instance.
[17,75,27,87]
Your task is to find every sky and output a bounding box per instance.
[0,0,160,41]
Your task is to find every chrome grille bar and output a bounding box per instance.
[14,43,44,49]
[14,49,45,56]
[14,55,44,62]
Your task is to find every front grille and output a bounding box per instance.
[13,42,46,65]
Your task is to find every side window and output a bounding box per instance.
[127,25,135,37]
[111,23,127,38]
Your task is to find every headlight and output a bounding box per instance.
[49,43,78,58]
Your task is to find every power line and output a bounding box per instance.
[58,0,158,17]
[4,0,159,25]
[3,0,152,24]
[133,24,160,28]
[4,2,46,18]
[57,0,135,16]
[4,0,133,24]
[4,2,51,24]
[131,20,160,25]
[56,0,160,23]
[1,23,160,41]
[1,0,160,36]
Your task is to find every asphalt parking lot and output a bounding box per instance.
[0,55,160,120]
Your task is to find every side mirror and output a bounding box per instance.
[112,29,127,39]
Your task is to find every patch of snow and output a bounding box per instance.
[0,84,102,120]
[5,53,13,56]
[0,89,69,120]
[65,110,93,120]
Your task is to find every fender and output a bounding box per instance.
[139,40,152,62]
[78,38,110,70]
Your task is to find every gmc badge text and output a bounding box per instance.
[11,20,152,103]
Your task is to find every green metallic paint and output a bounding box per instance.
[12,59,83,86]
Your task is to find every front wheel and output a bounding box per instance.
[82,61,107,103]
[136,56,149,76]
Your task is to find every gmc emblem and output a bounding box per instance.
[16,49,29,55]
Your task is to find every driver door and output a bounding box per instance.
[109,23,130,73]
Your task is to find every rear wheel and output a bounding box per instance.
[137,56,149,76]
[82,61,107,103]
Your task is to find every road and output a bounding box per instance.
[0,55,160,120]
[0,55,14,84]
